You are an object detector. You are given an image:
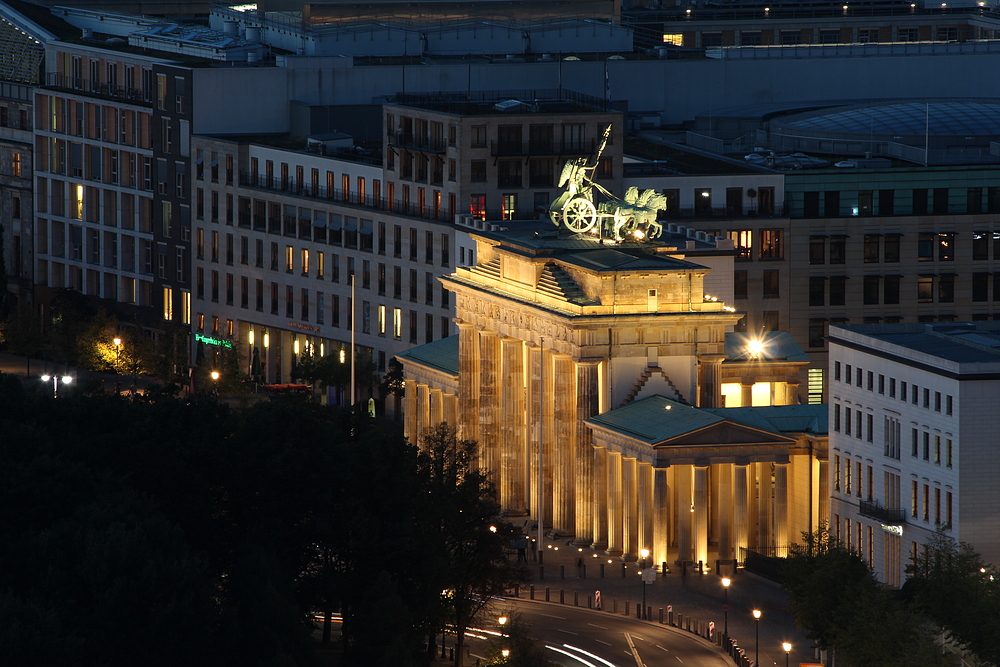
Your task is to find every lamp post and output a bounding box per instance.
[782,642,792,667]
[41,374,73,398]
[500,648,510,662]
[498,615,507,639]
[248,329,254,375]
[722,577,731,642]
[113,337,123,394]
[753,609,762,666]
[211,370,220,396]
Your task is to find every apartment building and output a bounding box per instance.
[382,92,623,223]
[191,134,457,402]
[828,321,1000,587]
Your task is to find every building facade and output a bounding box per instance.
[828,322,1000,587]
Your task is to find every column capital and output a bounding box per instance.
[576,357,604,367]
[698,353,728,364]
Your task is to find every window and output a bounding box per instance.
[864,235,880,263]
[762,270,779,298]
[727,230,752,260]
[758,229,783,259]
[974,231,990,260]
[863,276,880,305]
[809,237,825,264]
[470,160,487,182]
[917,276,933,303]
[734,271,748,299]
[829,276,846,306]
[829,237,846,264]
[809,277,825,306]
[884,275,900,304]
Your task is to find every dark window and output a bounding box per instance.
[762,270,780,297]
[884,235,900,263]
[863,276,880,304]
[830,237,846,264]
[808,319,826,347]
[918,276,933,303]
[759,229,783,259]
[884,275,900,304]
[809,277,825,306]
[830,276,846,306]
[918,233,935,261]
[734,270,748,299]
[825,191,840,217]
[974,232,990,260]
[803,191,820,217]
[933,188,949,214]
[968,187,983,214]
[973,273,990,302]
[938,274,954,303]
[913,189,928,214]
[470,160,487,182]
[878,189,895,215]
[864,235,880,263]
[809,237,825,264]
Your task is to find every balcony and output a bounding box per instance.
[491,138,597,156]
[389,132,447,153]
[45,73,152,105]
[859,499,906,525]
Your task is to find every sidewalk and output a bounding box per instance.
[514,537,820,667]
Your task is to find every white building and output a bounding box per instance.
[828,321,1000,587]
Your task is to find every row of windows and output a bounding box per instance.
[37,143,154,193]
[695,25,974,48]
[39,96,151,149]
[832,405,954,466]
[833,362,954,415]
[808,274,967,307]
[0,104,31,131]
[799,187,1000,218]
[35,259,156,306]
[195,221,449,268]
[197,300,450,347]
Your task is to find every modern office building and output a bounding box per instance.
[827,321,1000,587]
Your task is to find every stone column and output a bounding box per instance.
[429,387,444,427]
[741,383,754,408]
[775,461,789,548]
[607,451,623,556]
[592,446,609,551]
[623,456,638,561]
[784,382,800,406]
[574,359,600,545]
[527,344,543,525]
[403,378,417,446]
[717,463,734,560]
[443,393,457,428]
[416,383,430,442]
[757,462,773,549]
[697,354,727,408]
[638,462,654,561]
[456,320,480,443]
[675,465,692,563]
[478,330,500,477]
[552,354,575,536]
[734,464,749,562]
[653,467,670,568]
[693,464,709,568]
[818,459,829,536]
[500,336,526,514]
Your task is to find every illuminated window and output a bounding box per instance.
[727,230,752,260]
[181,290,191,324]
[808,368,824,404]
[378,304,386,335]
[317,252,325,278]
[156,74,166,110]
[469,194,486,221]
[285,245,293,272]
[301,249,309,275]
[662,33,683,46]
[12,153,21,177]
[73,184,84,220]
[393,307,402,340]
[162,286,173,320]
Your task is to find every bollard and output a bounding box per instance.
[715,559,720,575]
[514,584,519,598]
[677,612,683,628]
[662,561,668,575]
[560,565,565,580]
[659,608,664,624]
[621,563,626,578]
[449,647,454,660]
[588,594,593,609]
[624,601,630,616]
[441,643,447,658]
[530,584,535,600]
[545,587,550,602]
[574,591,579,606]
[600,563,605,578]
[560,590,565,604]
[636,604,641,619]
[613,599,618,614]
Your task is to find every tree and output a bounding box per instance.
[47,288,97,365]
[480,613,556,666]
[904,531,1000,666]
[1,300,44,358]
[416,423,527,667]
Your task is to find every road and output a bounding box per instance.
[466,598,731,667]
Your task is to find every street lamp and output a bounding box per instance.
[722,577,731,641]
[782,642,792,667]
[498,615,507,636]
[753,609,762,667]
[113,337,123,394]
[640,548,650,569]
[501,648,510,662]
[41,374,73,398]
[211,370,220,396]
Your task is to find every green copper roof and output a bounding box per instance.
[395,334,459,376]
[586,395,827,444]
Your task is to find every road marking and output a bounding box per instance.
[675,657,684,663]
[655,645,670,652]
[542,613,567,620]
[558,629,579,635]
[596,639,612,646]
[562,644,620,667]
[623,632,646,667]
[588,623,609,630]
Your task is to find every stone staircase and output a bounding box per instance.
[620,365,688,407]
[537,264,598,306]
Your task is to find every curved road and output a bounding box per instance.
[466,598,732,667]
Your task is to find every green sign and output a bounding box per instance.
[195,333,234,349]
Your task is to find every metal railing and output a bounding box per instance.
[45,73,152,104]
[859,499,907,524]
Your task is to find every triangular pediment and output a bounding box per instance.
[654,419,793,449]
